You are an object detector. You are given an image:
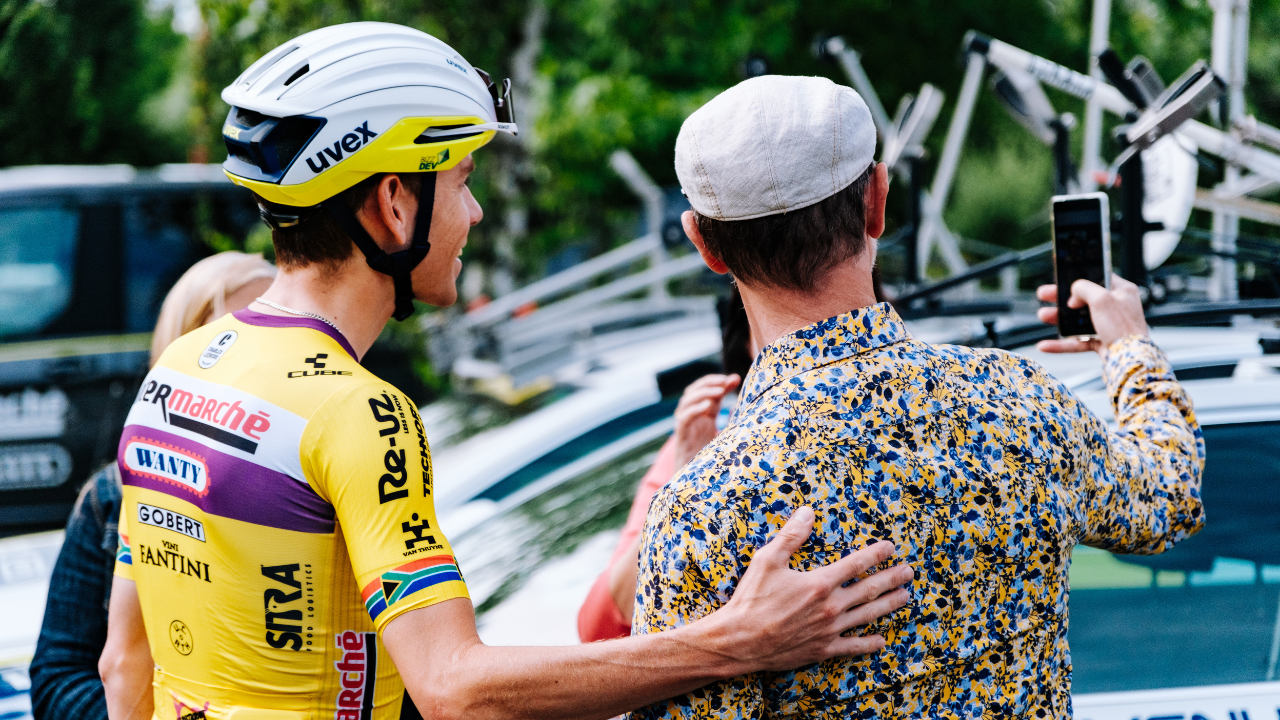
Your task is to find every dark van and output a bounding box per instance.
[0,164,259,536]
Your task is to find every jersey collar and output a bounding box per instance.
[232,309,359,361]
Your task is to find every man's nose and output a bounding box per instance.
[466,187,483,227]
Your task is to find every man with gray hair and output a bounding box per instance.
[629,75,1204,718]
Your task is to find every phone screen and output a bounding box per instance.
[1053,196,1109,337]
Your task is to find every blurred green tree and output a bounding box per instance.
[532,0,1094,274]
[0,0,184,165]
[56,0,1276,283]
[533,0,1280,275]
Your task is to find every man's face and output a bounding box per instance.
[413,155,482,306]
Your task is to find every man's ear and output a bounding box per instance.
[864,162,889,240]
[361,174,418,252]
[682,210,730,274]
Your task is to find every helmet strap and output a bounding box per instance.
[323,172,437,321]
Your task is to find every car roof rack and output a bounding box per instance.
[964,299,1280,350]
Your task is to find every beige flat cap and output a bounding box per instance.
[675,75,876,221]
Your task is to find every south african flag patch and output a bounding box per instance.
[116,532,132,565]
[361,555,462,621]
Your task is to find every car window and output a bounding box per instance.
[1174,363,1238,382]
[122,197,205,333]
[0,207,79,338]
[1069,420,1280,693]
[122,191,260,334]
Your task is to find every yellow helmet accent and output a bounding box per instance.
[223,116,494,206]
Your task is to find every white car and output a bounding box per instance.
[1025,326,1280,718]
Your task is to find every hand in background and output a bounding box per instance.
[607,373,742,621]
[1036,274,1150,356]
[672,374,741,470]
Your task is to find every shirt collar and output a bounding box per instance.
[740,302,910,407]
[232,308,359,361]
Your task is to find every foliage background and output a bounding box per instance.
[3,0,1279,287]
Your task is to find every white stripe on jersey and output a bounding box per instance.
[125,366,308,483]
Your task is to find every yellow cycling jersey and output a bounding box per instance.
[113,309,467,720]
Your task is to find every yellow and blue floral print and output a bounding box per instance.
[630,303,1204,719]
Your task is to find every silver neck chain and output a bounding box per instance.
[254,297,341,333]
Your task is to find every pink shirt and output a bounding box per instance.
[577,436,678,642]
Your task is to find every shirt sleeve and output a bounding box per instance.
[626,482,764,720]
[113,496,133,581]
[1070,335,1206,553]
[302,381,468,633]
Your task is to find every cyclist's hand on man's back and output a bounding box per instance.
[708,506,913,672]
[1035,274,1150,356]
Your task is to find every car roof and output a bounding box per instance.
[1011,326,1265,387]
[1005,326,1280,426]
[0,163,238,203]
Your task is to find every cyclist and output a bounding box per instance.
[100,23,913,720]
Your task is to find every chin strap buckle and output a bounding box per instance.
[323,172,437,321]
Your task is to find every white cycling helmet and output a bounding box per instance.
[220,22,517,319]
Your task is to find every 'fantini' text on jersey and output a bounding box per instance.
[114,309,467,720]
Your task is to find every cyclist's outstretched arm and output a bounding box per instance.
[382,506,912,720]
[100,579,154,720]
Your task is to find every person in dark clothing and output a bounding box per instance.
[29,465,121,719]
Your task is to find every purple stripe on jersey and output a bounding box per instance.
[118,424,336,534]
[232,308,358,360]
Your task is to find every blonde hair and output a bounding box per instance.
[150,251,277,366]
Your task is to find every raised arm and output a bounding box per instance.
[1036,276,1205,553]
[382,506,913,720]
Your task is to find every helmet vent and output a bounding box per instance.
[240,43,299,88]
[415,125,482,144]
[235,107,271,129]
[283,64,309,86]
[222,106,325,184]
[270,116,326,170]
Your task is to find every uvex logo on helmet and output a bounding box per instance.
[305,121,378,174]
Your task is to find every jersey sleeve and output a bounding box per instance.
[113,500,134,581]
[302,381,468,633]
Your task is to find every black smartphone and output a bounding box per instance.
[1050,192,1111,338]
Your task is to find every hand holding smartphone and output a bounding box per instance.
[1050,192,1112,339]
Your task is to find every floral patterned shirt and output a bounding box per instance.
[629,303,1204,719]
